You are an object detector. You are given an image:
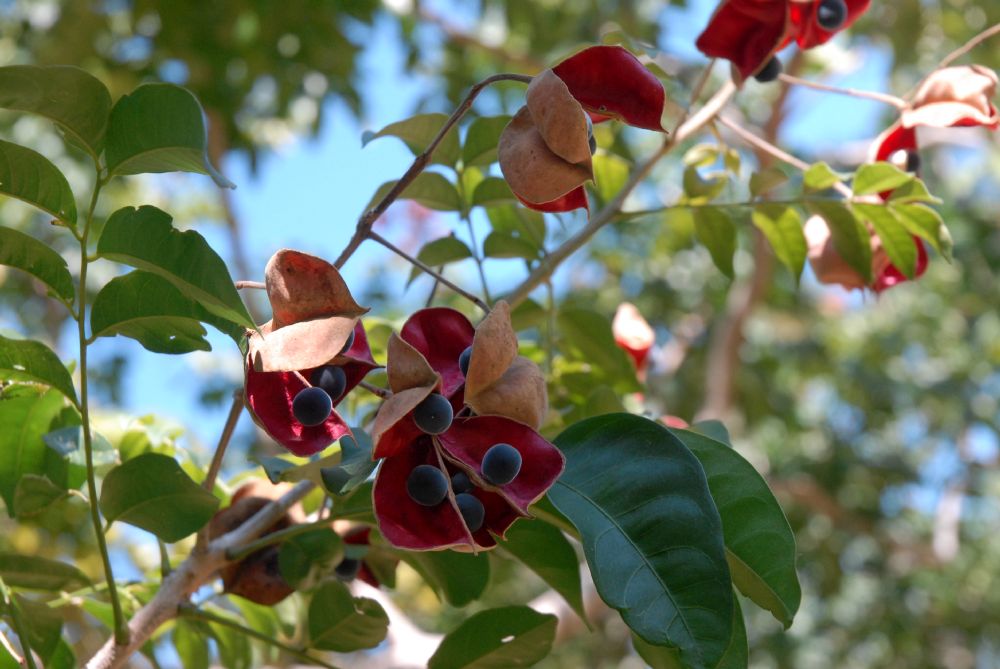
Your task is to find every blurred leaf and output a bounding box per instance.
[691,420,732,446]
[99,453,219,542]
[43,426,116,472]
[683,167,727,202]
[510,298,546,331]
[484,231,541,260]
[400,549,489,607]
[807,201,871,283]
[308,580,388,652]
[694,207,737,279]
[330,481,375,524]
[557,308,640,392]
[682,144,719,168]
[172,620,211,669]
[407,237,473,286]
[105,83,233,188]
[802,162,842,191]
[0,335,77,405]
[891,202,952,261]
[631,597,747,669]
[472,177,516,208]
[0,140,77,226]
[0,552,88,591]
[11,596,62,664]
[278,528,344,590]
[749,167,788,197]
[0,65,111,158]
[12,475,68,518]
[363,113,460,166]
[0,389,67,517]
[751,204,806,280]
[487,204,545,247]
[550,414,732,669]
[852,162,914,196]
[502,519,586,622]
[854,203,917,278]
[367,172,462,211]
[592,153,630,205]
[97,205,255,329]
[202,605,252,669]
[672,429,801,627]
[463,115,511,167]
[886,179,940,204]
[0,228,75,301]
[428,606,557,669]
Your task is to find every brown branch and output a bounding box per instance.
[235,280,265,290]
[359,380,392,399]
[938,22,1000,69]
[201,390,244,492]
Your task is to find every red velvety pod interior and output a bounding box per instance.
[791,0,871,49]
[516,188,589,213]
[695,0,788,80]
[400,308,475,400]
[552,46,667,131]
[438,416,565,514]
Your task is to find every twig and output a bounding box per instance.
[0,576,36,669]
[225,518,334,562]
[334,73,533,269]
[369,231,490,312]
[202,390,244,492]
[235,280,265,290]
[359,380,392,399]
[505,78,738,307]
[778,73,908,109]
[938,22,1000,70]
[671,58,717,134]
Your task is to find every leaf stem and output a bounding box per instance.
[359,380,392,399]
[0,575,37,669]
[225,517,336,562]
[777,73,908,109]
[235,280,266,290]
[334,73,533,269]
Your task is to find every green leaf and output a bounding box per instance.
[802,162,842,191]
[407,237,473,286]
[308,580,389,652]
[105,83,233,188]
[557,308,640,393]
[886,179,941,205]
[0,140,77,225]
[0,335,77,405]
[550,414,732,669]
[682,167,727,202]
[592,154,631,205]
[43,426,116,473]
[501,520,586,622]
[0,227,74,302]
[11,596,62,664]
[891,203,952,261]
[330,481,376,524]
[97,205,255,329]
[429,606,557,669]
[13,474,69,518]
[0,552,88,591]
[671,429,801,628]
[749,167,789,198]
[91,270,244,354]
[278,528,344,590]
[362,113,460,166]
[694,207,737,279]
[319,434,379,496]
[0,389,68,517]
[463,115,511,167]
[202,605,252,669]
[0,65,111,159]
[751,204,806,280]
[632,597,748,669]
[99,452,220,542]
[483,231,541,260]
[472,177,516,208]
[807,201,871,283]
[367,172,462,212]
[172,620,211,669]
[487,205,545,248]
[852,161,914,196]
[400,549,489,607]
[854,203,916,278]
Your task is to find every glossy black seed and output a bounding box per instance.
[451,471,473,494]
[816,0,848,31]
[413,393,454,435]
[455,493,485,532]
[753,57,782,83]
[310,365,347,401]
[407,464,449,506]
[339,329,356,355]
[292,387,333,426]
[459,345,473,377]
[905,151,921,173]
[481,443,522,485]
[585,113,597,155]
[334,558,362,581]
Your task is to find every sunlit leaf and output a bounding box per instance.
[802,162,843,191]
[891,202,952,261]
[428,606,557,669]
[0,140,77,225]
[0,552,88,591]
[751,204,806,280]
[463,115,511,167]
[0,389,69,517]
[854,203,916,278]
[367,172,462,211]
[0,335,77,405]
[363,112,460,166]
[807,201,871,283]
[852,162,914,196]
[0,227,74,302]
[694,207,737,279]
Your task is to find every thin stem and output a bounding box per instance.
[778,73,908,109]
[369,231,489,312]
[0,629,22,666]
[157,540,171,578]
[77,177,129,645]
[938,22,1000,70]
[619,196,844,220]
[334,73,533,269]
[359,380,392,399]
[671,58,717,134]
[235,280,265,290]
[178,605,340,669]
[425,265,443,307]
[0,576,37,669]
[202,390,244,492]
[464,217,492,304]
[226,518,334,562]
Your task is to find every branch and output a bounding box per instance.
[235,280,265,290]
[202,390,244,492]
[777,73,908,109]
[938,22,1000,69]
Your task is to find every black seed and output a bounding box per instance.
[407,464,449,506]
[816,0,848,31]
[292,387,333,426]
[753,57,782,83]
[481,443,522,485]
[905,151,921,173]
[339,329,356,355]
[451,471,473,494]
[459,345,473,377]
[334,558,361,581]
[310,365,347,401]
[413,393,454,435]
[455,493,485,532]
[585,113,596,155]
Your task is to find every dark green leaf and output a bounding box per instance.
[91,270,244,353]
[407,237,474,286]
[502,520,586,622]
[0,552,88,591]
[319,435,378,496]
[308,581,389,652]
[278,528,344,589]
[592,154,630,205]
[749,167,788,197]
[463,115,511,167]
[0,227,74,301]
[852,162,914,196]
[691,420,732,446]
[557,308,640,393]
[0,389,67,516]
[807,201,871,283]
[694,207,737,279]
[105,83,233,188]
[13,474,69,518]
[0,140,77,225]
[97,205,255,329]
[854,203,916,278]
[891,203,952,261]
[483,232,541,260]
[486,205,545,248]
[802,162,842,191]
[472,177,516,208]
[330,481,376,524]
[751,204,806,280]
[362,113,460,166]
[550,414,732,669]
[0,335,77,405]
[632,597,748,669]
[99,452,219,542]
[367,172,462,212]
[429,606,557,669]
[400,550,489,607]
[672,429,800,627]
